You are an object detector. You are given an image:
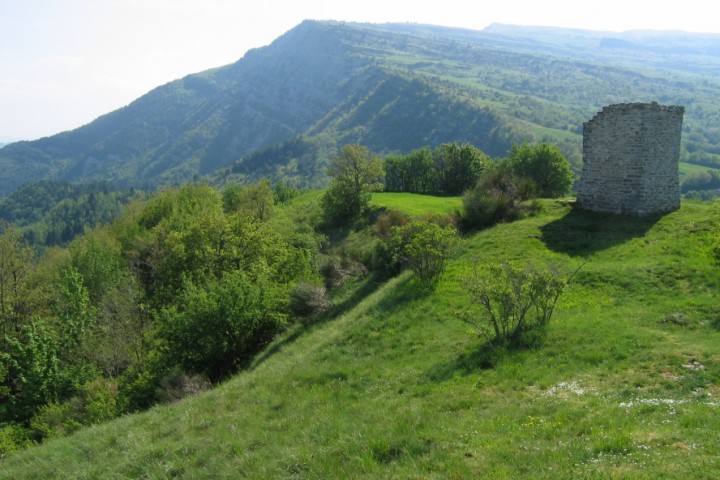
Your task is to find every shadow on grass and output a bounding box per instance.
[250,274,387,370]
[539,205,661,256]
[371,274,430,314]
[426,343,507,382]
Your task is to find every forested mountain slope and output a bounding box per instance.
[2,21,720,197]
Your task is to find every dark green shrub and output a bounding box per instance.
[461,177,519,230]
[388,220,458,288]
[28,378,119,440]
[0,424,34,458]
[507,142,574,198]
[157,272,287,381]
[30,401,83,440]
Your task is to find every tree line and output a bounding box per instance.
[323,141,574,228]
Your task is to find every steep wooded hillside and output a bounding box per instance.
[2,21,720,197]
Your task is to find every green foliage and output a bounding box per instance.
[507,142,574,198]
[434,143,492,195]
[222,179,274,220]
[384,143,491,195]
[327,144,385,192]
[321,179,370,225]
[322,144,384,225]
[0,181,316,435]
[273,180,301,204]
[69,228,126,302]
[388,221,457,287]
[681,169,720,193]
[4,320,63,420]
[0,180,136,247]
[384,147,436,193]
[0,226,35,343]
[79,378,119,424]
[56,268,97,354]
[460,165,525,230]
[0,423,34,458]
[29,401,83,440]
[157,272,287,381]
[29,378,118,440]
[459,262,575,348]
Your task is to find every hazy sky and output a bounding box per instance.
[2,0,719,142]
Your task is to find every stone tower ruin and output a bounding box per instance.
[577,102,684,216]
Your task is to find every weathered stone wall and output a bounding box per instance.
[577,102,684,216]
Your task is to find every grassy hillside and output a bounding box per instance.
[679,161,720,177]
[2,197,720,478]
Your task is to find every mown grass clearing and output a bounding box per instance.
[371,192,461,217]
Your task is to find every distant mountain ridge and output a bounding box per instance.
[1,20,720,197]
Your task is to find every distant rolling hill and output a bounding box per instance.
[2,20,720,197]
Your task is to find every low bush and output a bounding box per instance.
[0,424,34,458]
[387,220,458,288]
[460,167,524,230]
[458,262,580,348]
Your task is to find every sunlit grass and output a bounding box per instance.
[371,192,461,217]
[2,197,720,478]
[679,161,720,177]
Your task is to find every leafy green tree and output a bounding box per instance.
[56,267,97,355]
[323,144,384,225]
[383,154,410,192]
[507,143,574,198]
[3,319,63,420]
[223,180,274,220]
[388,221,457,287]
[434,143,491,195]
[384,147,436,193]
[407,147,436,193]
[70,228,126,303]
[0,226,34,344]
[273,180,300,204]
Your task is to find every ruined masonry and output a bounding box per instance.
[577,102,684,216]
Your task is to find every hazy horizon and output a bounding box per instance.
[2,0,719,142]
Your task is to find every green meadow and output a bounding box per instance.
[1,195,719,479]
